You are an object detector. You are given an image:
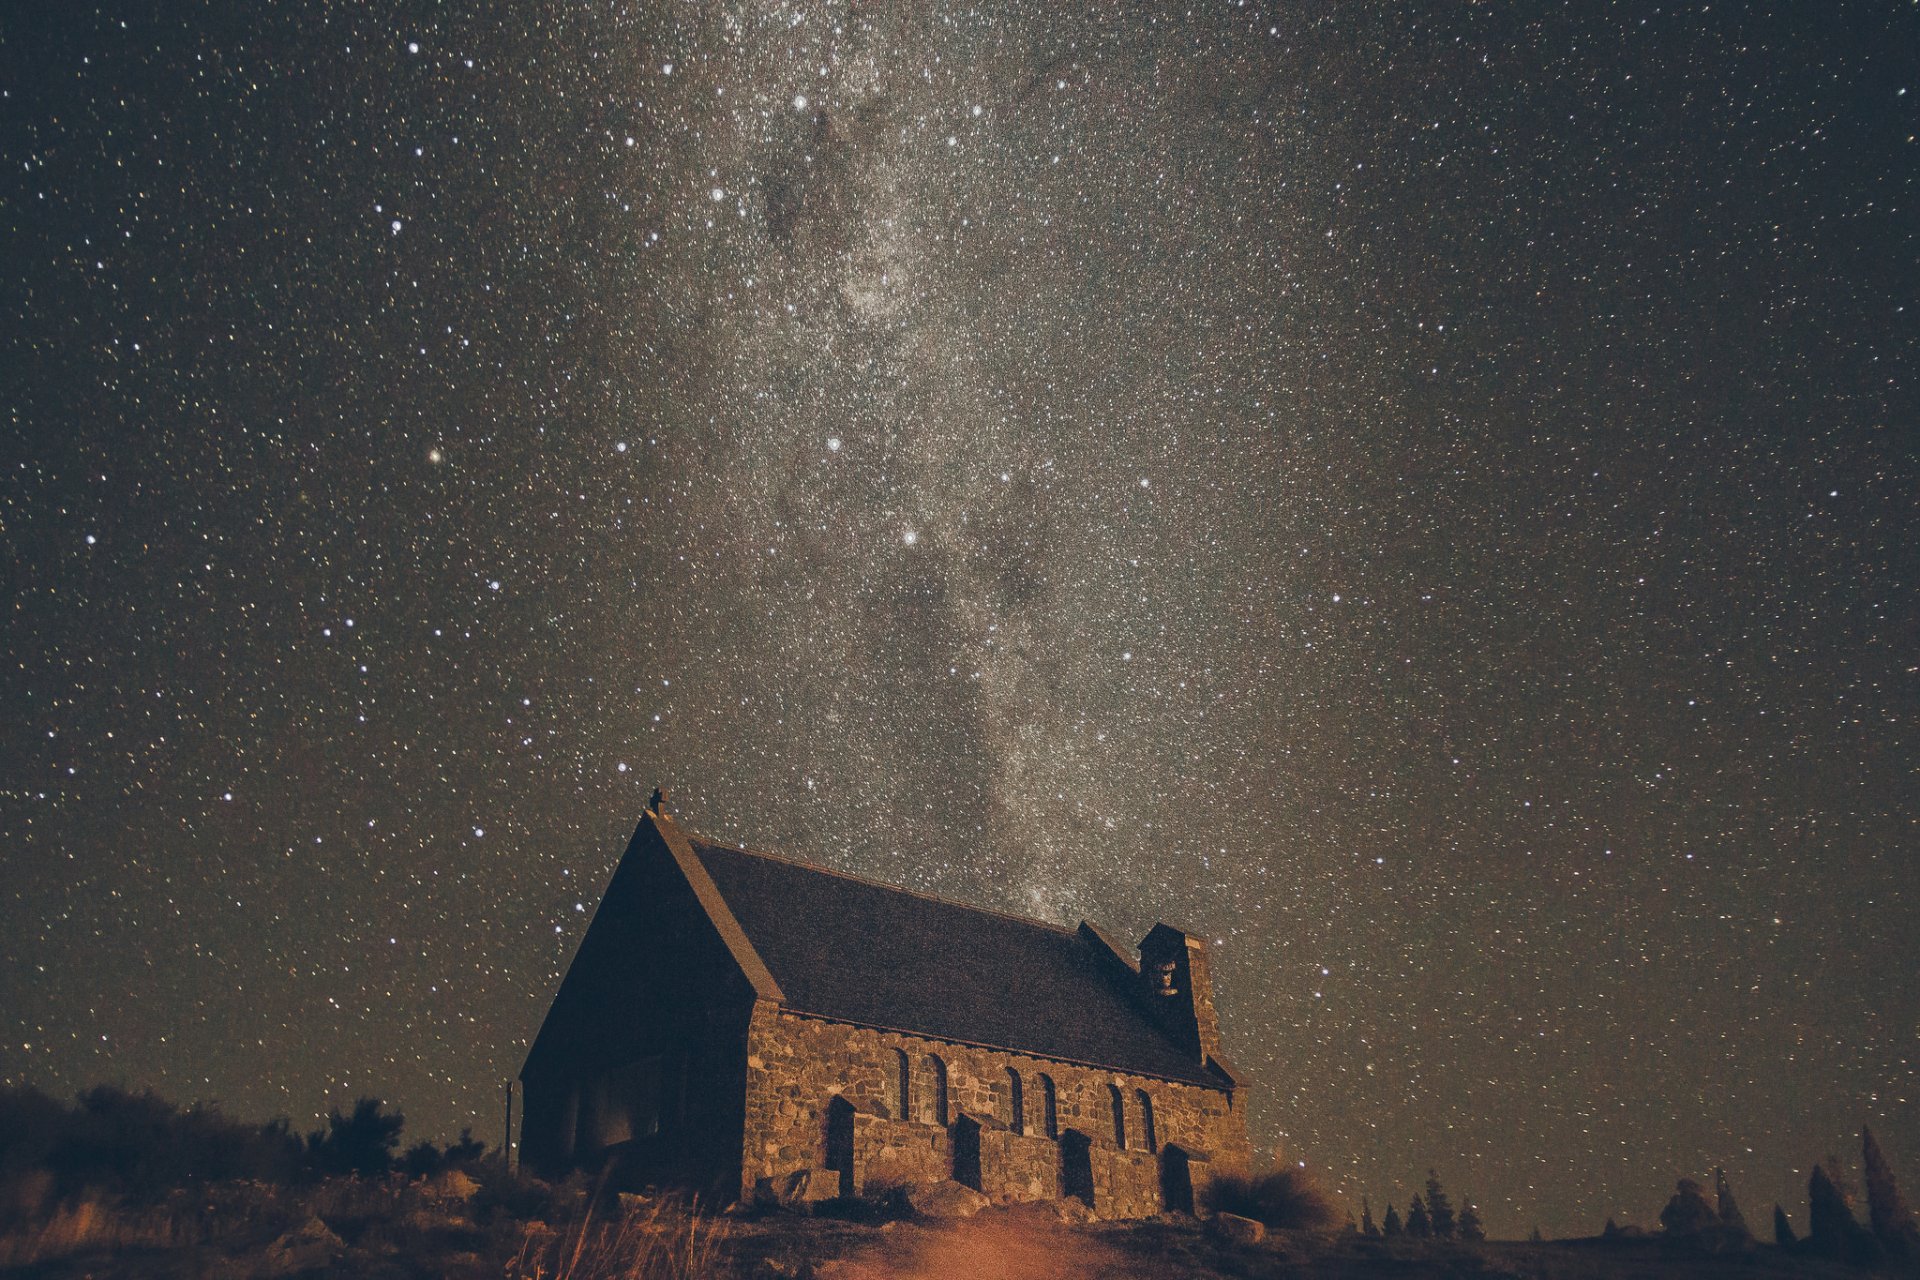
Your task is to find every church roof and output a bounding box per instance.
[686,836,1225,1088]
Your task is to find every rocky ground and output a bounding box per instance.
[3,1199,1884,1280]
[0,1170,1891,1280]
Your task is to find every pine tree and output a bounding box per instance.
[1528,1225,1544,1243]
[1458,1199,1485,1242]
[1361,1195,1379,1238]
[1773,1204,1798,1251]
[1714,1166,1750,1238]
[1426,1169,1456,1238]
[1808,1163,1881,1265]
[1382,1203,1403,1237]
[1862,1124,1920,1259]
[1407,1193,1432,1238]
[1809,1164,1850,1259]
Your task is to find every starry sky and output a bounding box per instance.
[3,0,1915,1239]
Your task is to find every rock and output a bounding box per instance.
[1208,1211,1267,1245]
[907,1180,991,1219]
[757,1167,846,1209]
[1053,1197,1097,1225]
[798,1168,848,1204]
[256,1216,345,1276]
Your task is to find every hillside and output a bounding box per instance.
[2,1188,1884,1280]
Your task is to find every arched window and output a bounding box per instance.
[1108,1084,1127,1149]
[927,1054,949,1126]
[1135,1089,1157,1153]
[1005,1067,1025,1135]
[889,1048,910,1121]
[1039,1074,1058,1138]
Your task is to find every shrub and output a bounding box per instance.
[0,1084,304,1203]
[1658,1178,1716,1237]
[307,1098,404,1178]
[1202,1165,1340,1231]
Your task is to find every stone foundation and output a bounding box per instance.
[740,1001,1249,1218]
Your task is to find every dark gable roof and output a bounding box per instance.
[688,838,1221,1088]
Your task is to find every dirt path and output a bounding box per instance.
[825,1210,1153,1280]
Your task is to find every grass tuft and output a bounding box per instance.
[1202,1165,1341,1232]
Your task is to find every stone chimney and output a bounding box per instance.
[1138,923,1222,1068]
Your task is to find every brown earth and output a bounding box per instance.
[2,1196,1886,1280]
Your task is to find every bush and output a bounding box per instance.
[1202,1165,1340,1231]
[0,1085,304,1204]
[307,1098,405,1178]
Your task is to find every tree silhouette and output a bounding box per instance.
[1713,1166,1749,1238]
[1862,1124,1920,1260]
[1361,1195,1378,1237]
[1458,1198,1485,1242]
[400,1140,442,1178]
[1773,1204,1798,1251]
[1382,1203,1402,1237]
[1808,1162,1880,1265]
[1658,1178,1716,1237]
[308,1097,404,1177]
[445,1127,487,1166]
[1406,1193,1432,1238]
[1425,1170,1455,1238]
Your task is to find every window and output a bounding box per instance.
[1136,1089,1157,1153]
[1039,1074,1058,1138]
[927,1055,949,1126]
[889,1048,911,1121]
[1108,1084,1126,1149]
[1006,1068,1025,1135]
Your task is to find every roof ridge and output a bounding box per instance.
[687,833,1088,940]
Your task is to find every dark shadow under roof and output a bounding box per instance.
[690,839,1219,1087]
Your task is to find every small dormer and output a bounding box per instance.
[1138,923,1222,1069]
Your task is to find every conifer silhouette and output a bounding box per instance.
[1809,1162,1881,1265]
[1407,1193,1432,1238]
[1773,1203,1797,1251]
[1361,1195,1378,1237]
[1382,1203,1403,1236]
[1713,1166,1749,1238]
[1458,1198,1485,1242]
[1426,1169,1456,1238]
[1862,1124,1920,1259]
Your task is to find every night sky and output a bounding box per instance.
[4,1,1915,1239]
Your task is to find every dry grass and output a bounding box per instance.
[507,1194,729,1280]
[0,1196,192,1268]
[1201,1165,1342,1232]
[0,1170,512,1269]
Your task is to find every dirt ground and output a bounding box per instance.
[727,1208,1873,1280]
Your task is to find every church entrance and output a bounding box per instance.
[952,1114,983,1190]
[1059,1129,1095,1207]
[825,1096,855,1197]
[1159,1145,1195,1214]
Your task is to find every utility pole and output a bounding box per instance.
[502,1078,514,1173]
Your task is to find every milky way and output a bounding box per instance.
[3,2,1915,1237]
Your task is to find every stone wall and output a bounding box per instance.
[740,1001,1250,1217]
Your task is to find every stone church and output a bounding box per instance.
[519,799,1251,1217]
